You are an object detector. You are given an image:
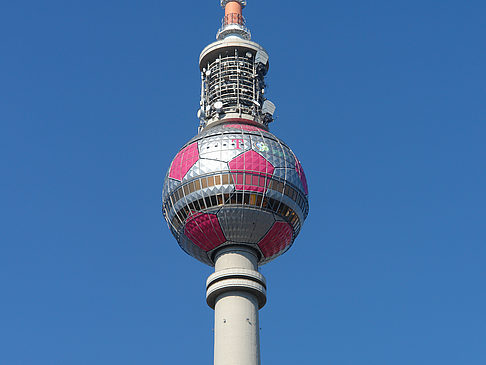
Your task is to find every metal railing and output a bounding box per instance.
[203,51,264,120]
[223,13,245,26]
[217,13,251,40]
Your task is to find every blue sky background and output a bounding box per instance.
[1,0,485,364]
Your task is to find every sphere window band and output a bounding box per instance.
[167,192,301,238]
[164,172,307,216]
[162,172,307,235]
[165,173,307,213]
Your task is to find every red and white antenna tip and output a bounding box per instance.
[217,0,250,40]
[222,1,245,25]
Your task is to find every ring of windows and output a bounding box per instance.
[167,191,302,238]
[164,172,308,216]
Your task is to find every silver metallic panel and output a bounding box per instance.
[249,135,294,169]
[273,168,303,191]
[199,133,251,157]
[162,176,181,199]
[217,207,275,244]
[178,234,212,266]
[183,159,229,181]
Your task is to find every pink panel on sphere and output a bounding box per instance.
[229,150,275,192]
[184,212,226,251]
[169,143,199,181]
[224,124,265,132]
[295,158,308,195]
[258,222,293,258]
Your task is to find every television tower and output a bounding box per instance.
[162,1,309,364]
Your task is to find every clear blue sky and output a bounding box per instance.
[1,1,485,364]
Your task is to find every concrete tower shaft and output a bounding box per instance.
[206,246,266,365]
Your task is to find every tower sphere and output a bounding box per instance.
[162,122,309,266]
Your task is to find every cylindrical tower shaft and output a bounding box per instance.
[206,247,267,365]
[215,292,260,365]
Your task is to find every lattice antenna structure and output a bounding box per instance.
[162,2,309,365]
[197,0,275,132]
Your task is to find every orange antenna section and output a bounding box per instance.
[217,0,250,40]
[224,1,244,26]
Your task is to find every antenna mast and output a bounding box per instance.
[197,0,275,132]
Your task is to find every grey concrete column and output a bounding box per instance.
[206,246,266,365]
